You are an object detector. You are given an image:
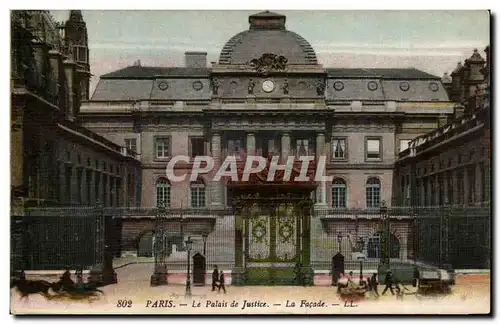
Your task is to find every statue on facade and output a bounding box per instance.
[248,78,255,95]
[316,79,325,96]
[283,79,289,95]
[212,78,219,96]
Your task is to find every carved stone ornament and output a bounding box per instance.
[428,82,439,92]
[248,53,288,75]
[316,79,326,96]
[212,78,219,95]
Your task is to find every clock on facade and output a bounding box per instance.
[262,80,275,93]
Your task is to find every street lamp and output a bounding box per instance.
[357,236,366,285]
[185,237,193,298]
[337,232,343,253]
[379,200,390,273]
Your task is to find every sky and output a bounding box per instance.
[50,10,490,94]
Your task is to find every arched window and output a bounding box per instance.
[156,178,170,208]
[366,177,381,208]
[367,232,400,258]
[332,178,347,208]
[190,178,206,208]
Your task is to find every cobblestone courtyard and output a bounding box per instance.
[11,264,490,315]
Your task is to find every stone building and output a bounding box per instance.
[80,11,461,276]
[392,47,491,269]
[394,46,491,208]
[10,10,141,211]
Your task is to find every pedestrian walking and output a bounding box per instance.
[368,273,379,297]
[218,270,226,294]
[382,270,395,295]
[211,265,219,292]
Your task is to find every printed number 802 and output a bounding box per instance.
[116,300,133,308]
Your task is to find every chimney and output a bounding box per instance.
[185,51,207,68]
[442,72,452,99]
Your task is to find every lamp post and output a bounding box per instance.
[185,236,193,298]
[379,200,390,273]
[337,232,343,254]
[357,237,365,285]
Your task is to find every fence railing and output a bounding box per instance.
[11,204,491,272]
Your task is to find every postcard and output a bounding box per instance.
[10,9,491,315]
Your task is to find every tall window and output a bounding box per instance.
[65,166,72,204]
[227,139,243,158]
[156,178,171,208]
[423,178,429,206]
[429,178,435,206]
[446,171,453,204]
[295,138,315,157]
[331,178,347,208]
[80,80,87,101]
[332,138,347,159]
[366,138,381,160]
[155,137,170,158]
[125,138,137,153]
[438,175,445,206]
[399,139,411,153]
[468,165,476,204]
[190,137,205,158]
[456,169,464,205]
[190,178,206,208]
[366,177,381,208]
[256,135,280,158]
[76,168,83,204]
[479,162,485,202]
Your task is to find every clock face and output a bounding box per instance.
[262,80,275,93]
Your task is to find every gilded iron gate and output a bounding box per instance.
[244,202,302,285]
[237,194,313,285]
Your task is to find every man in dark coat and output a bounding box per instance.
[218,270,226,294]
[211,265,219,292]
[382,270,395,295]
[368,273,379,297]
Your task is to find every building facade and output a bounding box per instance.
[393,46,491,208]
[10,10,141,211]
[80,11,463,271]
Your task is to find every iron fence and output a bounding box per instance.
[10,204,491,273]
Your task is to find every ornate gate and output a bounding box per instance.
[228,155,317,285]
[244,199,307,285]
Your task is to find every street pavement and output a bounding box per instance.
[11,264,490,315]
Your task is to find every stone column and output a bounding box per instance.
[463,167,469,205]
[281,133,291,162]
[58,162,66,204]
[210,132,224,209]
[442,174,449,205]
[77,166,85,205]
[475,163,482,202]
[485,162,491,202]
[451,171,459,205]
[246,132,256,155]
[315,132,327,207]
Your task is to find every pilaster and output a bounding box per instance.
[210,132,224,209]
[280,133,291,162]
[246,132,256,155]
[314,132,327,207]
